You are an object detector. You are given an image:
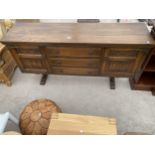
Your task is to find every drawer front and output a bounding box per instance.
[49,58,100,68]
[46,47,101,58]
[51,67,99,75]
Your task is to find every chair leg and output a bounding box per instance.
[110,77,115,89]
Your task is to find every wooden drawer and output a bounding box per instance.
[49,58,100,68]
[46,47,101,58]
[51,67,99,75]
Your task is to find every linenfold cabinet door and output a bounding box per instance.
[101,48,148,77]
[10,46,48,73]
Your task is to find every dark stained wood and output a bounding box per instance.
[110,77,115,89]
[45,47,101,58]
[1,23,155,47]
[130,48,155,94]
[1,23,155,88]
[101,48,148,77]
[40,74,48,85]
[51,67,99,75]
[151,88,155,96]
[48,57,100,68]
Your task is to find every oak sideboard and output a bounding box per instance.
[1,23,155,88]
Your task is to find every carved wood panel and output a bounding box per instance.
[101,48,148,77]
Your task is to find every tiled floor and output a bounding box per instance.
[0,68,155,134]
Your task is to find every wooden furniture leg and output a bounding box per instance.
[6,80,12,86]
[40,74,48,85]
[117,19,120,23]
[151,88,155,96]
[110,77,115,89]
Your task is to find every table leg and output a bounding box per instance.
[40,74,48,85]
[110,77,115,89]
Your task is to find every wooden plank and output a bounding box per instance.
[47,113,117,135]
[1,23,155,46]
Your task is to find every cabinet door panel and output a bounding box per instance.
[10,47,48,73]
[102,60,136,76]
[101,48,148,77]
[19,57,47,73]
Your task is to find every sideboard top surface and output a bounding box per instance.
[2,23,155,46]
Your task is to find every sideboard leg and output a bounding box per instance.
[151,89,155,96]
[40,74,48,85]
[110,77,115,89]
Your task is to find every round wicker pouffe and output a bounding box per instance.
[19,99,61,135]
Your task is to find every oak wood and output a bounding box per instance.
[47,113,117,135]
[0,43,17,86]
[2,23,155,46]
[110,77,115,89]
[130,44,155,95]
[40,74,48,85]
[2,23,154,86]
[151,88,155,96]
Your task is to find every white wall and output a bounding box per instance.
[40,19,138,23]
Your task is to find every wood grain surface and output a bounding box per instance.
[2,23,155,46]
[47,113,117,135]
